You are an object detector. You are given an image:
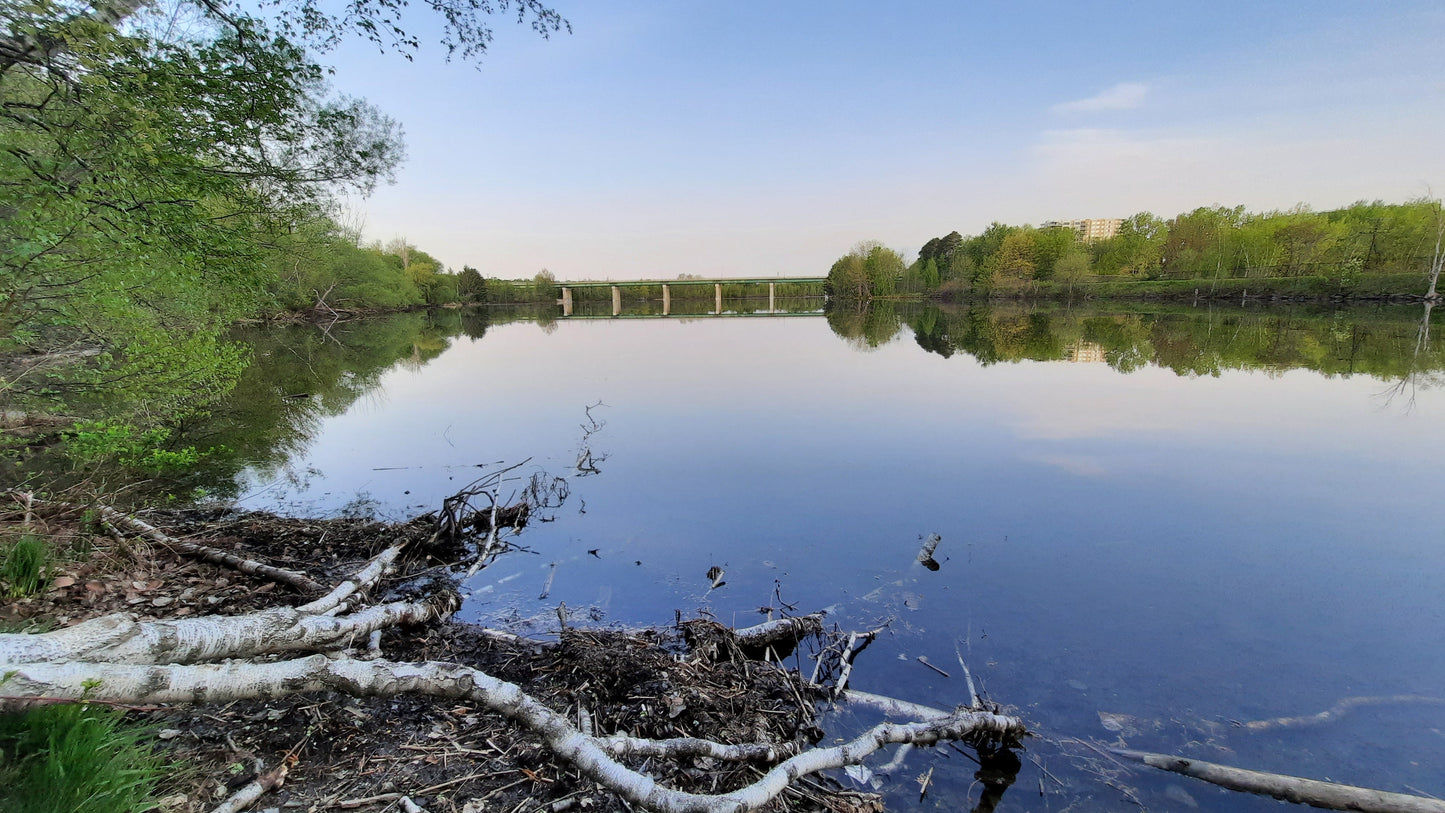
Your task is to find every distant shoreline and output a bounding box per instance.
[920,272,1435,305]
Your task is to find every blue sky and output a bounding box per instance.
[324,1,1445,279]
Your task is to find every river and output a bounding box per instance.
[190,300,1445,811]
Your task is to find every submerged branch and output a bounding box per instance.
[1113,748,1445,813]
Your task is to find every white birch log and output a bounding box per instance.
[299,542,410,615]
[731,614,824,649]
[0,598,452,666]
[88,502,324,594]
[838,689,951,721]
[4,657,1026,813]
[1113,748,1445,813]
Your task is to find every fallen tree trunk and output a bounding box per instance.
[6,654,1025,813]
[1112,748,1445,813]
[0,502,1028,813]
[91,501,326,594]
[0,596,455,667]
[13,493,327,593]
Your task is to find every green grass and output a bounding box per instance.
[0,703,164,813]
[2,535,50,598]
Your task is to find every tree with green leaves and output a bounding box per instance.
[1092,212,1165,276]
[826,253,870,301]
[458,266,487,303]
[1,4,407,416]
[1,0,567,419]
[1031,226,1079,281]
[991,231,1037,283]
[826,240,904,301]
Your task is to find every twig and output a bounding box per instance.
[917,765,934,800]
[917,656,949,678]
[209,762,289,813]
[831,633,859,697]
[338,771,495,808]
[953,640,980,708]
[86,499,323,593]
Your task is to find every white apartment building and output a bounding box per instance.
[1041,218,1123,242]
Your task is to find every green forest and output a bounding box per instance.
[0,0,575,430]
[828,200,1445,301]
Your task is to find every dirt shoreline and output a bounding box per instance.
[4,505,884,813]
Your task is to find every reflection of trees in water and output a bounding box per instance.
[837,302,1445,382]
[1380,300,1443,410]
[825,300,903,350]
[178,308,552,498]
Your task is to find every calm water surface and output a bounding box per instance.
[208,303,1445,811]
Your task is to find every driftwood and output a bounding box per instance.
[210,762,289,813]
[1240,695,1445,732]
[1097,694,1445,740]
[1112,748,1445,813]
[15,494,326,594]
[5,639,1025,813]
[732,613,824,650]
[915,533,942,571]
[0,511,1027,813]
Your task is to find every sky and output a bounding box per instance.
[321,1,1445,280]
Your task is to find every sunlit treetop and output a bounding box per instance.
[0,0,568,72]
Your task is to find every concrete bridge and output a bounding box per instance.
[557,276,827,316]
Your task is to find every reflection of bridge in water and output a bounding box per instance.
[557,277,827,317]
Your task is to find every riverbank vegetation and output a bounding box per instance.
[828,199,1444,303]
[0,0,572,432]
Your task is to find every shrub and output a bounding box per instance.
[62,422,216,474]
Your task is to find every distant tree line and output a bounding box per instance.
[828,199,1443,301]
[268,229,565,310]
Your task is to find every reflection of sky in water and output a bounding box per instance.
[241,316,1445,810]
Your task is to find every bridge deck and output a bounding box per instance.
[558,277,826,289]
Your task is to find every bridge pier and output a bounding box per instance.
[551,276,824,318]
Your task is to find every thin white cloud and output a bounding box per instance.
[1021,125,1434,220]
[1053,82,1149,114]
